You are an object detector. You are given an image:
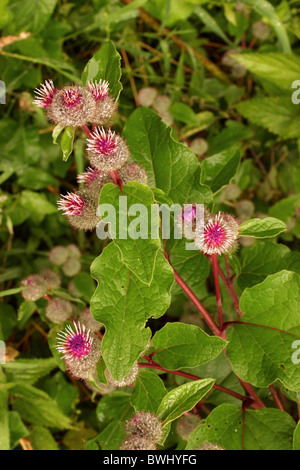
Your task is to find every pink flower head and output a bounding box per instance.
[87,127,130,172]
[182,205,197,222]
[33,80,57,109]
[61,87,82,108]
[120,411,163,451]
[77,167,102,185]
[195,211,239,255]
[87,127,117,156]
[57,192,85,216]
[88,80,109,101]
[175,203,203,240]
[56,321,93,361]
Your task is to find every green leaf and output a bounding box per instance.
[99,182,161,285]
[236,97,300,139]
[29,426,59,450]
[236,241,300,291]
[20,190,57,215]
[0,368,10,450]
[157,378,215,426]
[189,352,244,407]
[227,270,300,390]
[123,107,213,205]
[52,123,64,145]
[11,383,72,429]
[293,421,300,450]
[152,323,226,370]
[93,391,133,450]
[9,0,58,34]
[17,301,36,329]
[96,391,132,428]
[131,370,167,414]
[3,358,57,384]
[42,371,79,417]
[82,40,122,100]
[17,168,57,190]
[186,404,295,450]
[168,238,210,298]
[239,217,287,238]
[61,126,75,162]
[90,243,173,380]
[234,53,300,92]
[194,7,233,46]
[269,195,300,222]
[9,411,28,449]
[0,304,17,340]
[72,272,96,303]
[242,1,291,53]
[200,148,241,193]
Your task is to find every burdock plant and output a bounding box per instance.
[20,39,296,451]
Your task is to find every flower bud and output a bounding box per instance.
[79,308,103,332]
[57,188,100,231]
[49,246,69,266]
[62,258,81,277]
[47,85,96,127]
[252,21,270,41]
[87,127,130,172]
[33,80,57,109]
[56,321,101,380]
[175,414,201,441]
[21,274,47,301]
[87,80,117,124]
[118,163,148,185]
[194,209,240,256]
[45,298,73,324]
[40,269,61,290]
[120,411,163,451]
[66,244,81,259]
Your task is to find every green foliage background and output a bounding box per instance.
[1,0,300,451]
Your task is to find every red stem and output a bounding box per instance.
[217,262,242,317]
[138,360,248,404]
[172,267,222,337]
[269,384,285,411]
[238,379,266,409]
[211,253,223,330]
[81,124,92,138]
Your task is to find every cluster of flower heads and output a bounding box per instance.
[120,411,163,450]
[34,79,148,231]
[56,321,101,380]
[49,244,81,277]
[21,269,61,301]
[178,205,240,256]
[33,79,117,127]
[57,160,148,231]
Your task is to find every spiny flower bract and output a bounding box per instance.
[45,298,73,324]
[194,210,239,256]
[33,80,57,109]
[86,127,130,172]
[118,162,148,185]
[57,188,101,231]
[120,411,163,451]
[56,321,101,380]
[47,85,96,127]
